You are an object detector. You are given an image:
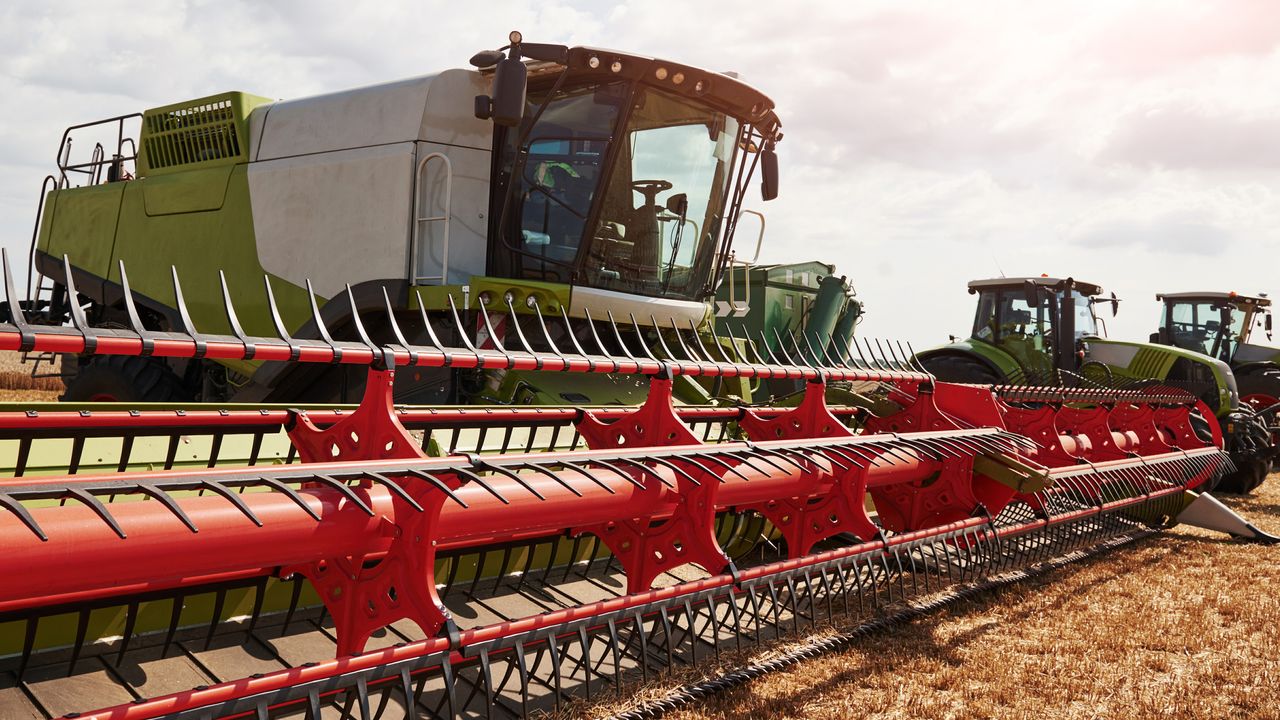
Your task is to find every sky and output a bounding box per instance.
[2,0,1279,348]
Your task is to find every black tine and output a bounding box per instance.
[256,476,323,520]
[531,302,569,362]
[445,293,481,354]
[137,485,198,533]
[472,459,546,501]
[282,576,305,634]
[0,493,47,541]
[518,461,585,496]
[695,451,753,482]
[118,261,154,355]
[60,255,98,353]
[548,459,620,493]
[17,616,35,678]
[363,472,425,511]
[382,286,418,366]
[604,310,639,362]
[309,474,376,515]
[642,454,702,486]
[610,457,672,489]
[200,480,263,526]
[650,314,682,363]
[67,608,90,675]
[583,308,620,364]
[169,266,203,349]
[345,284,378,355]
[263,275,300,361]
[448,465,510,505]
[558,303,596,363]
[246,575,268,637]
[687,317,725,365]
[161,594,184,657]
[1,249,36,353]
[115,601,139,666]
[398,667,415,720]
[67,487,125,538]
[588,458,650,486]
[706,317,746,364]
[474,293,509,354]
[219,271,255,360]
[770,327,801,367]
[204,587,227,649]
[505,295,539,354]
[413,290,449,354]
[403,468,469,508]
[305,279,342,362]
[628,313,661,362]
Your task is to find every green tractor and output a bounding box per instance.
[1150,291,1280,416]
[10,36,781,407]
[916,276,1274,493]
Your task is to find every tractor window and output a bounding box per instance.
[1072,293,1098,339]
[583,87,740,299]
[1168,301,1224,356]
[492,83,626,282]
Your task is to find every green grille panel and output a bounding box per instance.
[139,92,272,176]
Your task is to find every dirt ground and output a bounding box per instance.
[590,484,1280,720]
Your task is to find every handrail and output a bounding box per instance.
[410,152,454,285]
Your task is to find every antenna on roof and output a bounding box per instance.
[993,255,1006,278]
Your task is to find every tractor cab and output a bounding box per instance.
[965,277,1109,379]
[1152,292,1274,364]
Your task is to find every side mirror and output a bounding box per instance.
[665,193,688,216]
[488,56,527,127]
[760,142,778,201]
[1149,332,1160,343]
[1267,313,1273,332]
[1023,280,1041,306]
[1110,291,1119,318]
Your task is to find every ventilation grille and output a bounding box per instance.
[142,98,243,171]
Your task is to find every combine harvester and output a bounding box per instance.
[0,35,1274,719]
[917,276,1278,493]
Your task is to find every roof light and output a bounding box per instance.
[694,80,706,93]
[672,72,685,85]
[610,60,623,73]
[587,55,600,69]
[509,30,522,44]
[655,67,668,80]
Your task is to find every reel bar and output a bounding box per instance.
[72,482,1191,720]
[0,252,927,384]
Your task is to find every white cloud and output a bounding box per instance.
[1,0,1278,349]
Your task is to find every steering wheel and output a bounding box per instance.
[631,179,673,206]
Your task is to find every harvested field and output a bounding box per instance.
[0,351,62,400]
[581,483,1280,720]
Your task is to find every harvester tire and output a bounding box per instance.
[919,354,1002,385]
[62,355,194,403]
[1218,408,1272,494]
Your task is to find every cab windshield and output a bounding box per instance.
[1165,301,1235,360]
[490,81,744,301]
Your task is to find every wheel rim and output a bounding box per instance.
[88,392,118,402]
[1242,393,1279,412]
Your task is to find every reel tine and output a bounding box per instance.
[650,314,682,364]
[137,484,198,532]
[256,476,323,520]
[558,304,594,365]
[61,254,98,353]
[67,487,125,538]
[169,265,203,352]
[219,271,255,360]
[583,308,622,370]
[445,292,480,354]
[1,249,36,352]
[517,461,585,497]
[118,261,154,355]
[263,274,300,361]
[604,310,638,362]
[200,480,263,526]
[403,469,468,508]
[475,292,510,356]
[628,313,661,363]
[381,285,418,366]
[0,493,47,540]
[344,284,379,356]
[305,278,343,362]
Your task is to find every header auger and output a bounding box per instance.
[0,255,1271,720]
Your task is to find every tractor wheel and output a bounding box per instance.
[1238,367,1280,469]
[1218,408,1272,494]
[918,354,1002,385]
[62,355,194,403]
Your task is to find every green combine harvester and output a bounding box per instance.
[1150,291,1280,415]
[16,37,781,408]
[916,276,1275,493]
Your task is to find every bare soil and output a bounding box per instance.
[587,484,1280,720]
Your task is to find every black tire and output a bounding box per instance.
[62,355,194,403]
[1218,408,1272,494]
[918,354,1002,384]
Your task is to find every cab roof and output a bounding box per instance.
[1156,291,1270,307]
[967,277,1104,297]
